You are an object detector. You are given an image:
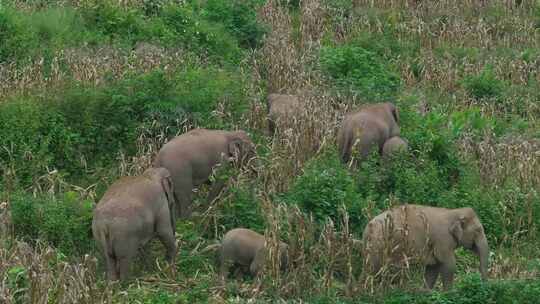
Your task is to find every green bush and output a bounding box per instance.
[0,67,248,188]
[320,44,401,101]
[159,3,242,62]
[10,191,94,256]
[0,7,39,62]
[201,0,267,48]
[282,150,364,232]
[0,100,76,187]
[80,1,146,43]
[462,66,505,101]
[216,184,265,235]
[378,274,540,304]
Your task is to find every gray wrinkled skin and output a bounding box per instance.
[382,136,409,158]
[153,128,256,219]
[267,93,302,134]
[92,167,177,281]
[218,228,288,279]
[362,204,489,290]
[337,102,400,164]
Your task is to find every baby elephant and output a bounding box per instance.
[217,228,288,280]
[362,204,489,290]
[382,136,408,158]
[92,167,177,281]
[267,93,302,134]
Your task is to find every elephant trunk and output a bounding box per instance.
[475,233,489,281]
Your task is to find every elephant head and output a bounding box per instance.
[449,208,489,280]
[228,131,256,168]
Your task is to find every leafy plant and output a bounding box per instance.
[462,66,505,101]
[282,150,364,232]
[9,191,94,256]
[320,44,401,101]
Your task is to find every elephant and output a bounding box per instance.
[382,136,409,158]
[216,228,288,280]
[267,93,302,134]
[153,128,256,219]
[337,102,400,164]
[362,204,489,290]
[92,167,177,281]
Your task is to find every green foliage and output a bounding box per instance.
[10,191,94,256]
[159,3,242,62]
[216,184,265,234]
[320,44,401,101]
[0,6,39,63]
[7,266,28,304]
[201,0,267,48]
[282,150,364,232]
[0,67,247,188]
[120,289,179,304]
[0,0,266,63]
[80,1,146,43]
[0,100,76,187]
[378,274,540,304]
[461,66,505,101]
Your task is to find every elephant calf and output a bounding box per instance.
[382,136,409,158]
[267,93,302,134]
[337,102,400,164]
[362,204,489,290]
[92,167,177,281]
[217,228,288,280]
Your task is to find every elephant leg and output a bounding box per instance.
[105,254,118,281]
[268,118,276,136]
[173,180,193,219]
[156,220,177,264]
[424,263,441,289]
[439,256,456,290]
[207,178,226,205]
[219,256,230,281]
[118,257,131,281]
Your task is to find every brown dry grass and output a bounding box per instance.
[1,0,540,301]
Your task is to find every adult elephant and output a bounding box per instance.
[153,129,256,219]
[92,167,177,281]
[337,102,400,164]
[362,204,489,290]
[267,93,302,135]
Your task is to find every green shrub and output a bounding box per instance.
[10,191,94,256]
[0,100,76,187]
[282,150,364,232]
[462,66,505,101]
[320,44,401,101]
[216,184,265,235]
[378,274,540,304]
[81,0,146,43]
[201,0,266,48]
[0,7,39,62]
[0,67,248,188]
[159,3,242,62]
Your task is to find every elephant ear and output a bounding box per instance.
[450,216,465,244]
[228,139,242,163]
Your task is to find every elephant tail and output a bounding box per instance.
[94,222,115,259]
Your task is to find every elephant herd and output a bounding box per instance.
[92,94,489,290]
